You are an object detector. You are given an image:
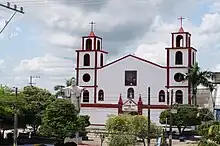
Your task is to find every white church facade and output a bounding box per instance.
[76,26,197,126]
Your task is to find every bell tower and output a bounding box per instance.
[75,22,108,103]
[166,17,197,105]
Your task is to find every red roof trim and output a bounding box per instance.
[165,47,197,52]
[101,54,165,69]
[76,50,108,54]
[122,99,137,106]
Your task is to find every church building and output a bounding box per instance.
[76,22,197,127]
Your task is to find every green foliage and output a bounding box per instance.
[77,115,90,137]
[39,99,79,139]
[106,114,162,146]
[184,62,214,105]
[198,121,220,145]
[54,77,75,97]
[198,108,214,122]
[159,104,200,134]
[0,85,26,129]
[20,86,55,134]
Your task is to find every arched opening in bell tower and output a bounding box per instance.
[97,40,101,50]
[176,35,183,47]
[86,39,92,50]
[100,54,103,67]
[175,51,183,65]
[83,54,90,66]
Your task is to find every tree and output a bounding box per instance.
[39,99,79,140]
[54,77,75,97]
[159,104,200,134]
[184,62,214,105]
[77,115,90,137]
[20,86,55,135]
[106,114,161,146]
[198,108,214,122]
[198,121,220,145]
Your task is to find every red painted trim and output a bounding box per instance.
[165,47,197,52]
[142,105,168,109]
[76,50,108,54]
[82,38,84,50]
[81,103,169,109]
[76,52,79,85]
[123,99,138,106]
[75,67,97,70]
[81,85,97,88]
[82,36,102,39]
[166,49,170,105]
[171,32,191,35]
[188,47,192,104]
[81,103,118,108]
[168,66,189,69]
[166,86,189,88]
[101,54,165,69]
[94,38,97,103]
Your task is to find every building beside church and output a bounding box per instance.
[76,25,197,127]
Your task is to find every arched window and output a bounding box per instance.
[176,35,183,47]
[83,90,89,102]
[98,90,104,101]
[175,90,183,104]
[83,54,90,66]
[175,51,183,65]
[100,54,103,67]
[192,52,195,65]
[158,90,165,102]
[127,88,134,99]
[86,39,92,50]
[97,40,101,50]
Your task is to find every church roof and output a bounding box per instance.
[101,54,165,69]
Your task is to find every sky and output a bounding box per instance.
[0,0,219,92]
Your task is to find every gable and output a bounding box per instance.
[101,54,165,69]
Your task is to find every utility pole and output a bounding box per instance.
[29,76,40,87]
[169,89,174,146]
[13,87,18,146]
[147,87,151,146]
[0,2,24,34]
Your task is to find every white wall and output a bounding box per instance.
[80,107,118,125]
[143,109,163,125]
[78,52,96,68]
[97,56,167,105]
[169,68,188,86]
[78,70,95,86]
[169,49,189,67]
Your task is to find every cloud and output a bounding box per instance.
[7,0,220,91]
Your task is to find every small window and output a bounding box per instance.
[83,54,90,66]
[175,51,183,65]
[125,71,137,86]
[100,54,103,67]
[83,90,89,102]
[98,90,104,101]
[176,35,183,47]
[175,90,183,104]
[159,90,165,102]
[97,40,101,50]
[127,88,134,99]
[174,73,184,82]
[192,52,195,65]
[82,73,90,82]
[86,39,92,50]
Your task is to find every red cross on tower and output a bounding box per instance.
[178,16,185,32]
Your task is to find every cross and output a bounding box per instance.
[89,21,95,32]
[178,16,185,28]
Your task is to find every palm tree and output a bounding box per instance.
[54,77,75,98]
[184,62,214,105]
